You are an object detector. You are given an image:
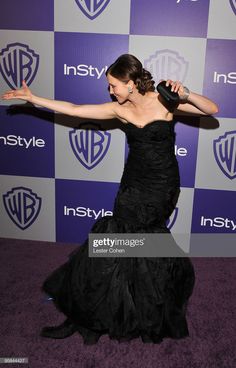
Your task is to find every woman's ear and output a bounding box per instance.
[128,85,133,93]
[129,80,135,88]
[127,80,135,93]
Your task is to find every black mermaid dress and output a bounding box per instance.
[42,120,195,344]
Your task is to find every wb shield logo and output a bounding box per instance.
[69,127,111,169]
[0,42,39,89]
[3,187,42,230]
[75,0,111,19]
[230,0,236,15]
[214,131,236,179]
[166,208,178,230]
[144,49,189,83]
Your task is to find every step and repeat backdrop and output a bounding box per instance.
[0,0,235,248]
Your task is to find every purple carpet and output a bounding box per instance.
[0,237,235,368]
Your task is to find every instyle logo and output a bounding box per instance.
[176,0,198,3]
[64,205,112,219]
[0,43,39,89]
[63,63,108,79]
[166,207,178,229]
[69,125,111,169]
[175,144,188,157]
[0,135,45,149]
[144,49,189,83]
[213,71,236,84]
[75,0,111,20]
[213,130,236,179]
[229,0,236,15]
[3,187,42,230]
[200,216,236,231]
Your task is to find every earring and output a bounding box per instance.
[128,86,133,93]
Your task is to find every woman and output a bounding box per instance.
[2,54,218,345]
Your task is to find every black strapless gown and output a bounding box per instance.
[42,120,195,344]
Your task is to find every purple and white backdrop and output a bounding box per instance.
[0,0,235,250]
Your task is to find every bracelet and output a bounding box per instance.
[179,86,190,101]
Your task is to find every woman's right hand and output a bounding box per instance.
[1,80,33,102]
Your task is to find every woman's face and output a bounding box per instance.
[106,73,130,104]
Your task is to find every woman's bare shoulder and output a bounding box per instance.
[111,101,131,123]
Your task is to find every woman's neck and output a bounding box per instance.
[128,90,155,108]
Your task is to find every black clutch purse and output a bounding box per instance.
[156,81,179,105]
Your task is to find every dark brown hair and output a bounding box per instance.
[106,54,155,95]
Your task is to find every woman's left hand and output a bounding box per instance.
[165,79,218,115]
[165,80,189,101]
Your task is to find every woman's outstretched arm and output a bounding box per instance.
[1,80,117,120]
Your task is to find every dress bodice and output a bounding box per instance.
[124,120,175,140]
[121,120,180,189]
